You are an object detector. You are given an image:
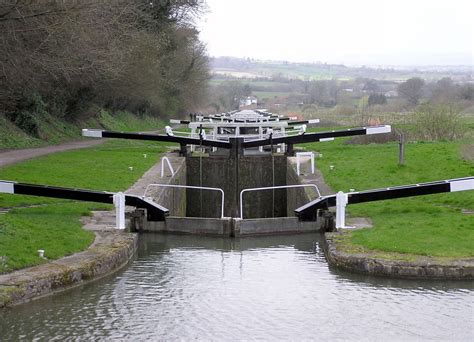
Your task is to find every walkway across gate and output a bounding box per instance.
[295,177,474,226]
[0,180,169,223]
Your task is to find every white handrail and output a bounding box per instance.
[296,152,315,176]
[239,184,321,219]
[161,157,175,177]
[144,184,225,218]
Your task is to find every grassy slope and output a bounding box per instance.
[303,138,474,258]
[0,109,165,150]
[0,139,168,272]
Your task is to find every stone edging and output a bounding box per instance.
[0,231,137,308]
[324,232,474,279]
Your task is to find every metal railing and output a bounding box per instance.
[295,152,315,176]
[239,184,321,219]
[144,184,225,218]
[160,157,175,177]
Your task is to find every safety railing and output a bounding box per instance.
[295,152,315,176]
[239,184,321,219]
[144,184,225,218]
[160,157,175,177]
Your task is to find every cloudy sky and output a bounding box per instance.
[198,0,473,66]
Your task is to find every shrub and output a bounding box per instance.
[415,103,463,141]
[8,93,47,137]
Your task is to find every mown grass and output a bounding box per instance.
[0,204,97,271]
[304,138,474,258]
[0,139,167,272]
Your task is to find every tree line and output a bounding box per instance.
[0,0,209,136]
[209,75,473,112]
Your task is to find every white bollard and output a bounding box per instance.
[165,126,174,136]
[336,191,348,229]
[113,192,126,230]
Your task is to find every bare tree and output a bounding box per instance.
[0,0,209,120]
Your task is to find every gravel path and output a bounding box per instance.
[0,140,104,168]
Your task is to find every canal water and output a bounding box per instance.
[1,233,473,340]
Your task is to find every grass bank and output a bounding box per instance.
[0,109,165,150]
[304,138,474,259]
[0,139,167,273]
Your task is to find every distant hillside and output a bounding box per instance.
[211,57,472,82]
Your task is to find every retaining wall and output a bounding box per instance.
[324,232,474,279]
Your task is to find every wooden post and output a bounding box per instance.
[399,132,405,165]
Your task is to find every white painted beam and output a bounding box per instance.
[366,125,392,135]
[82,129,103,138]
[450,179,474,192]
[0,181,15,194]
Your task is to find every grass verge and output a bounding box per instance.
[304,138,474,258]
[0,139,167,272]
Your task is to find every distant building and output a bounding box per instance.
[385,90,398,98]
[239,96,258,107]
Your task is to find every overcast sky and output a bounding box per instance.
[198,0,473,66]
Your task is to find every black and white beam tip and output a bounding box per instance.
[0,180,169,221]
[82,129,104,138]
[170,119,191,125]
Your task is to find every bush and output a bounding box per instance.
[8,93,47,137]
[13,111,40,137]
[415,103,463,141]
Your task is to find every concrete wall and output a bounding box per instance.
[235,217,319,236]
[145,217,232,236]
[143,216,320,236]
[186,155,287,218]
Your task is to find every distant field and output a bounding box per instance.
[253,91,306,99]
[209,78,296,88]
[211,58,467,81]
[212,69,261,78]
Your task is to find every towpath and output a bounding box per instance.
[0,140,104,168]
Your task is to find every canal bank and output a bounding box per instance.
[0,228,137,308]
[0,153,183,308]
[323,231,474,279]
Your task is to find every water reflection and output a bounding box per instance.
[1,233,473,341]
